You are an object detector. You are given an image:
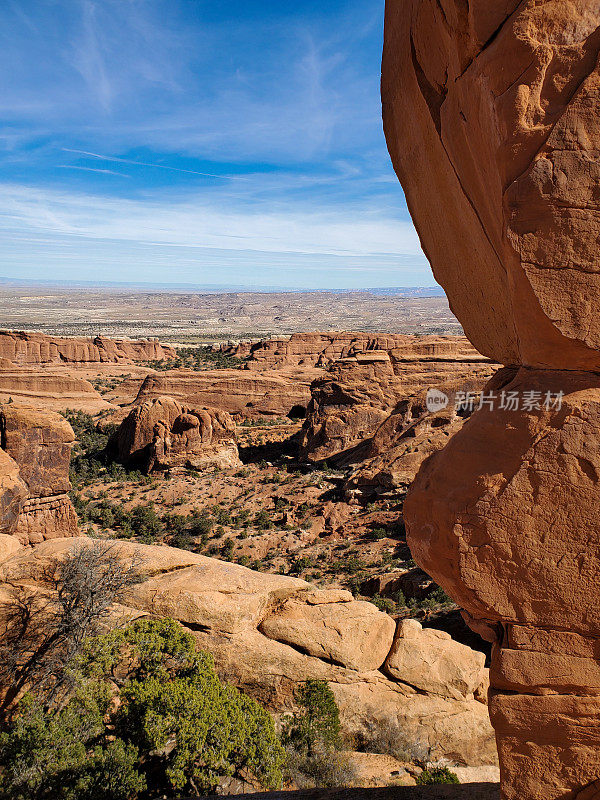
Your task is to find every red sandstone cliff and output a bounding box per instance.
[0,405,78,544]
[0,331,175,365]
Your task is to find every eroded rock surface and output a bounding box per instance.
[382,0,600,371]
[226,332,482,371]
[134,369,314,420]
[0,331,175,365]
[384,2,600,797]
[107,396,240,472]
[300,346,494,467]
[0,367,109,413]
[0,406,77,544]
[0,537,497,768]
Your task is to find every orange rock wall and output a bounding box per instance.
[0,331,175,365]
[134,369,313,419]
[383,2,600,798]
[0,406,78,545]
[228,331,487,370]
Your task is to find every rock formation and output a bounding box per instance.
[0,406,78,544]
[0,366,109,413]
[343,398,463,499]
[108,396,241,472]
[0,331,175,365]
[226,332,483,371]
[300,344,495,466]
[383,2,600,797]
[0,536,497,768]
[134,369,314,420]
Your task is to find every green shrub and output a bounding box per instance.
[221,538,235,559]
[0,619,285,799]
[284,680,342,754]
[416,767,460,785]
[289,556,315,575]
[372,596,396,614]
[283,680,355,789]
[129,504,161,542]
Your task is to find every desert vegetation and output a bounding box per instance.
[0,544,288,798]
[142,346,245,372]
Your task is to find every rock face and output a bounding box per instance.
[0,537,497,768]
[134,369,314,420]
[226,332,482,371]
[384,619,486,702]
[108,396,240,472]
[0,331,175,365]
[382,1,600,372]
[384,2,600,798]
[343,389,465,499]
[0,406,78,544]
[300,341,495,467]
[0,367,110,413]
[259,591,397,672]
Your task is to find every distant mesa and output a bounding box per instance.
[0,330,175,365]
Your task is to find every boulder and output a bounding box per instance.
[108,396,241,472]
[384,619,486,701]
[259,595,397,671]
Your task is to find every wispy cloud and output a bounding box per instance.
[0,0,425,289]
[62,148,242,180]
[0,183,422,258]
[59,165,130,177]
[70,1,113,113]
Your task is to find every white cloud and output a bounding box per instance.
[0,183,422,258]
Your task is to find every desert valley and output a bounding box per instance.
[0,309,501,796]
[4,0,600,799]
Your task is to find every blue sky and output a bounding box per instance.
[0,0,431,290]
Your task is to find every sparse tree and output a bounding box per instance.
[0,541,143,716]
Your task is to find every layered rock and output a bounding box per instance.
[0,406,77,544]
[0,331,175,365]
[0,537,497,768]
[0,367,109,413]
[300,348,494,465]
[107,396,240,472]
[384,2,600,797]
[226,332,483,371]
[134,369,314,420]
